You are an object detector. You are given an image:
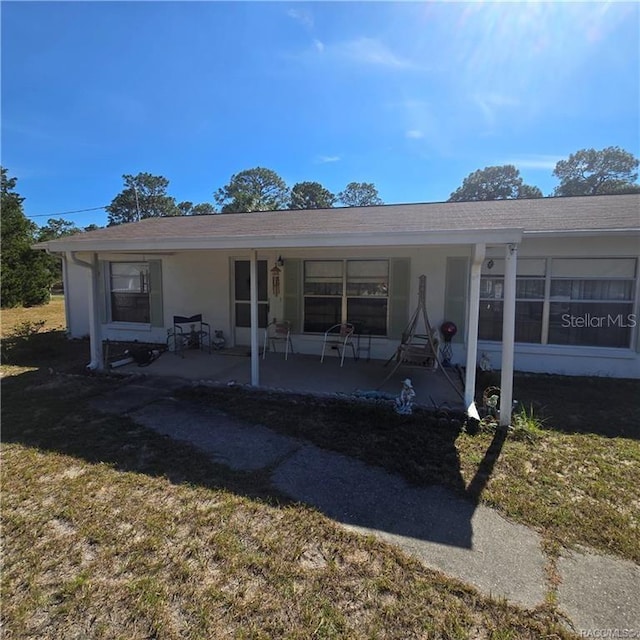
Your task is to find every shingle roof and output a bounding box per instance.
[36,194,640,251]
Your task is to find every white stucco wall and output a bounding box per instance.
[64,255,91,339]
[62,235,639,378]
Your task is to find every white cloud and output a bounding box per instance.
[316,155,341,163]
[286,8,314,28]
[337,37,417,69]
[287,37,423,73]
[502,155,563,170]
[474,92,521,130]
[385,98,454,155]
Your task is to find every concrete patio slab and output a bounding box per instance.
[117,350,465,409]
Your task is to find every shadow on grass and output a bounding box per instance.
[1,369,286,505]
[476,370,640,440]
[179,386,481,548]
[1,369,502,551]
[466,427,508,504]
[1,330,90,373]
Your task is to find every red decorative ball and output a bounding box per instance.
[440,321,458,339]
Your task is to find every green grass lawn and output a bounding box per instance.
[2,298,638,637]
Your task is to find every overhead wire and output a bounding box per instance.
[25,205,108,219]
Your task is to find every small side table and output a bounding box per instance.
[356,329,372,362]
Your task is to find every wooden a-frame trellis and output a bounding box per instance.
[379,274,464,399]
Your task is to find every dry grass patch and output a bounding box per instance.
[456,428,640,562]
[4,442,572,638]
[2,372,573,639]
[1,294,66,338]
[1,295,89,378]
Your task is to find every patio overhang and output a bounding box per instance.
[36,228,525,425]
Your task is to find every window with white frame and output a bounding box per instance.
[548,259,636,348]
[110,262,150,323]
[478,257,637,348]
[303,260,389,335]
[479,275,545,343]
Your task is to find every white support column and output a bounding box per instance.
[500,243,518,426]
[465,243,486,415]
[87,252,104,370]
[249,249,260,386]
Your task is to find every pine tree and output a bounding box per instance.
[1,168,52,307]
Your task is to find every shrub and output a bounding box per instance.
[509,404,546,442]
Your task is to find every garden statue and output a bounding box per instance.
[395,378,416,415]
[479,352,492,372]
[212,329,226,350]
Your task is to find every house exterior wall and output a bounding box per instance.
[270,245,465,360]
[65,256,91,339]
[475,235,640,379]
[64,246,462,360]
[63,234,639,378]
[66,250,240,346]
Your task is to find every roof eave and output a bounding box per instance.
[34,228,525,253]
[523,228,640,238]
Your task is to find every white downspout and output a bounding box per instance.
[249,249,260,386]
[464,243,485,418]
[499,243,518,426]
[68,251,104,371]
[61,253,71,335]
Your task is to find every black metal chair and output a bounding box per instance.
[168,314,211,357]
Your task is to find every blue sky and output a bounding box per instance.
[2,1,639,228]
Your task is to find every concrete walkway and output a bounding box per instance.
[91,377,640,633]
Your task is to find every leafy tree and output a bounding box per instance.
[83,224,101,232]
[177,201,217,215]
[518,184,544,199]
[337,182,383,207]
[37,217,80,241]
[215,167,290,213]
[107,173,179,226]
[553,146,640,196]
[177,201,193,216]
[36,218,81,291]
[190,203,216,215]
[289,181,336,209]
[448,165,542,202]
[1,168,52,307]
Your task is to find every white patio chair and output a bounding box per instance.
[262,320,294,360]
[320,322,356,367]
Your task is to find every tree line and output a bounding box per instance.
[449,147,639,202]
[105,146,639,225]
[105,170,383,226]
[1,146,638,307]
